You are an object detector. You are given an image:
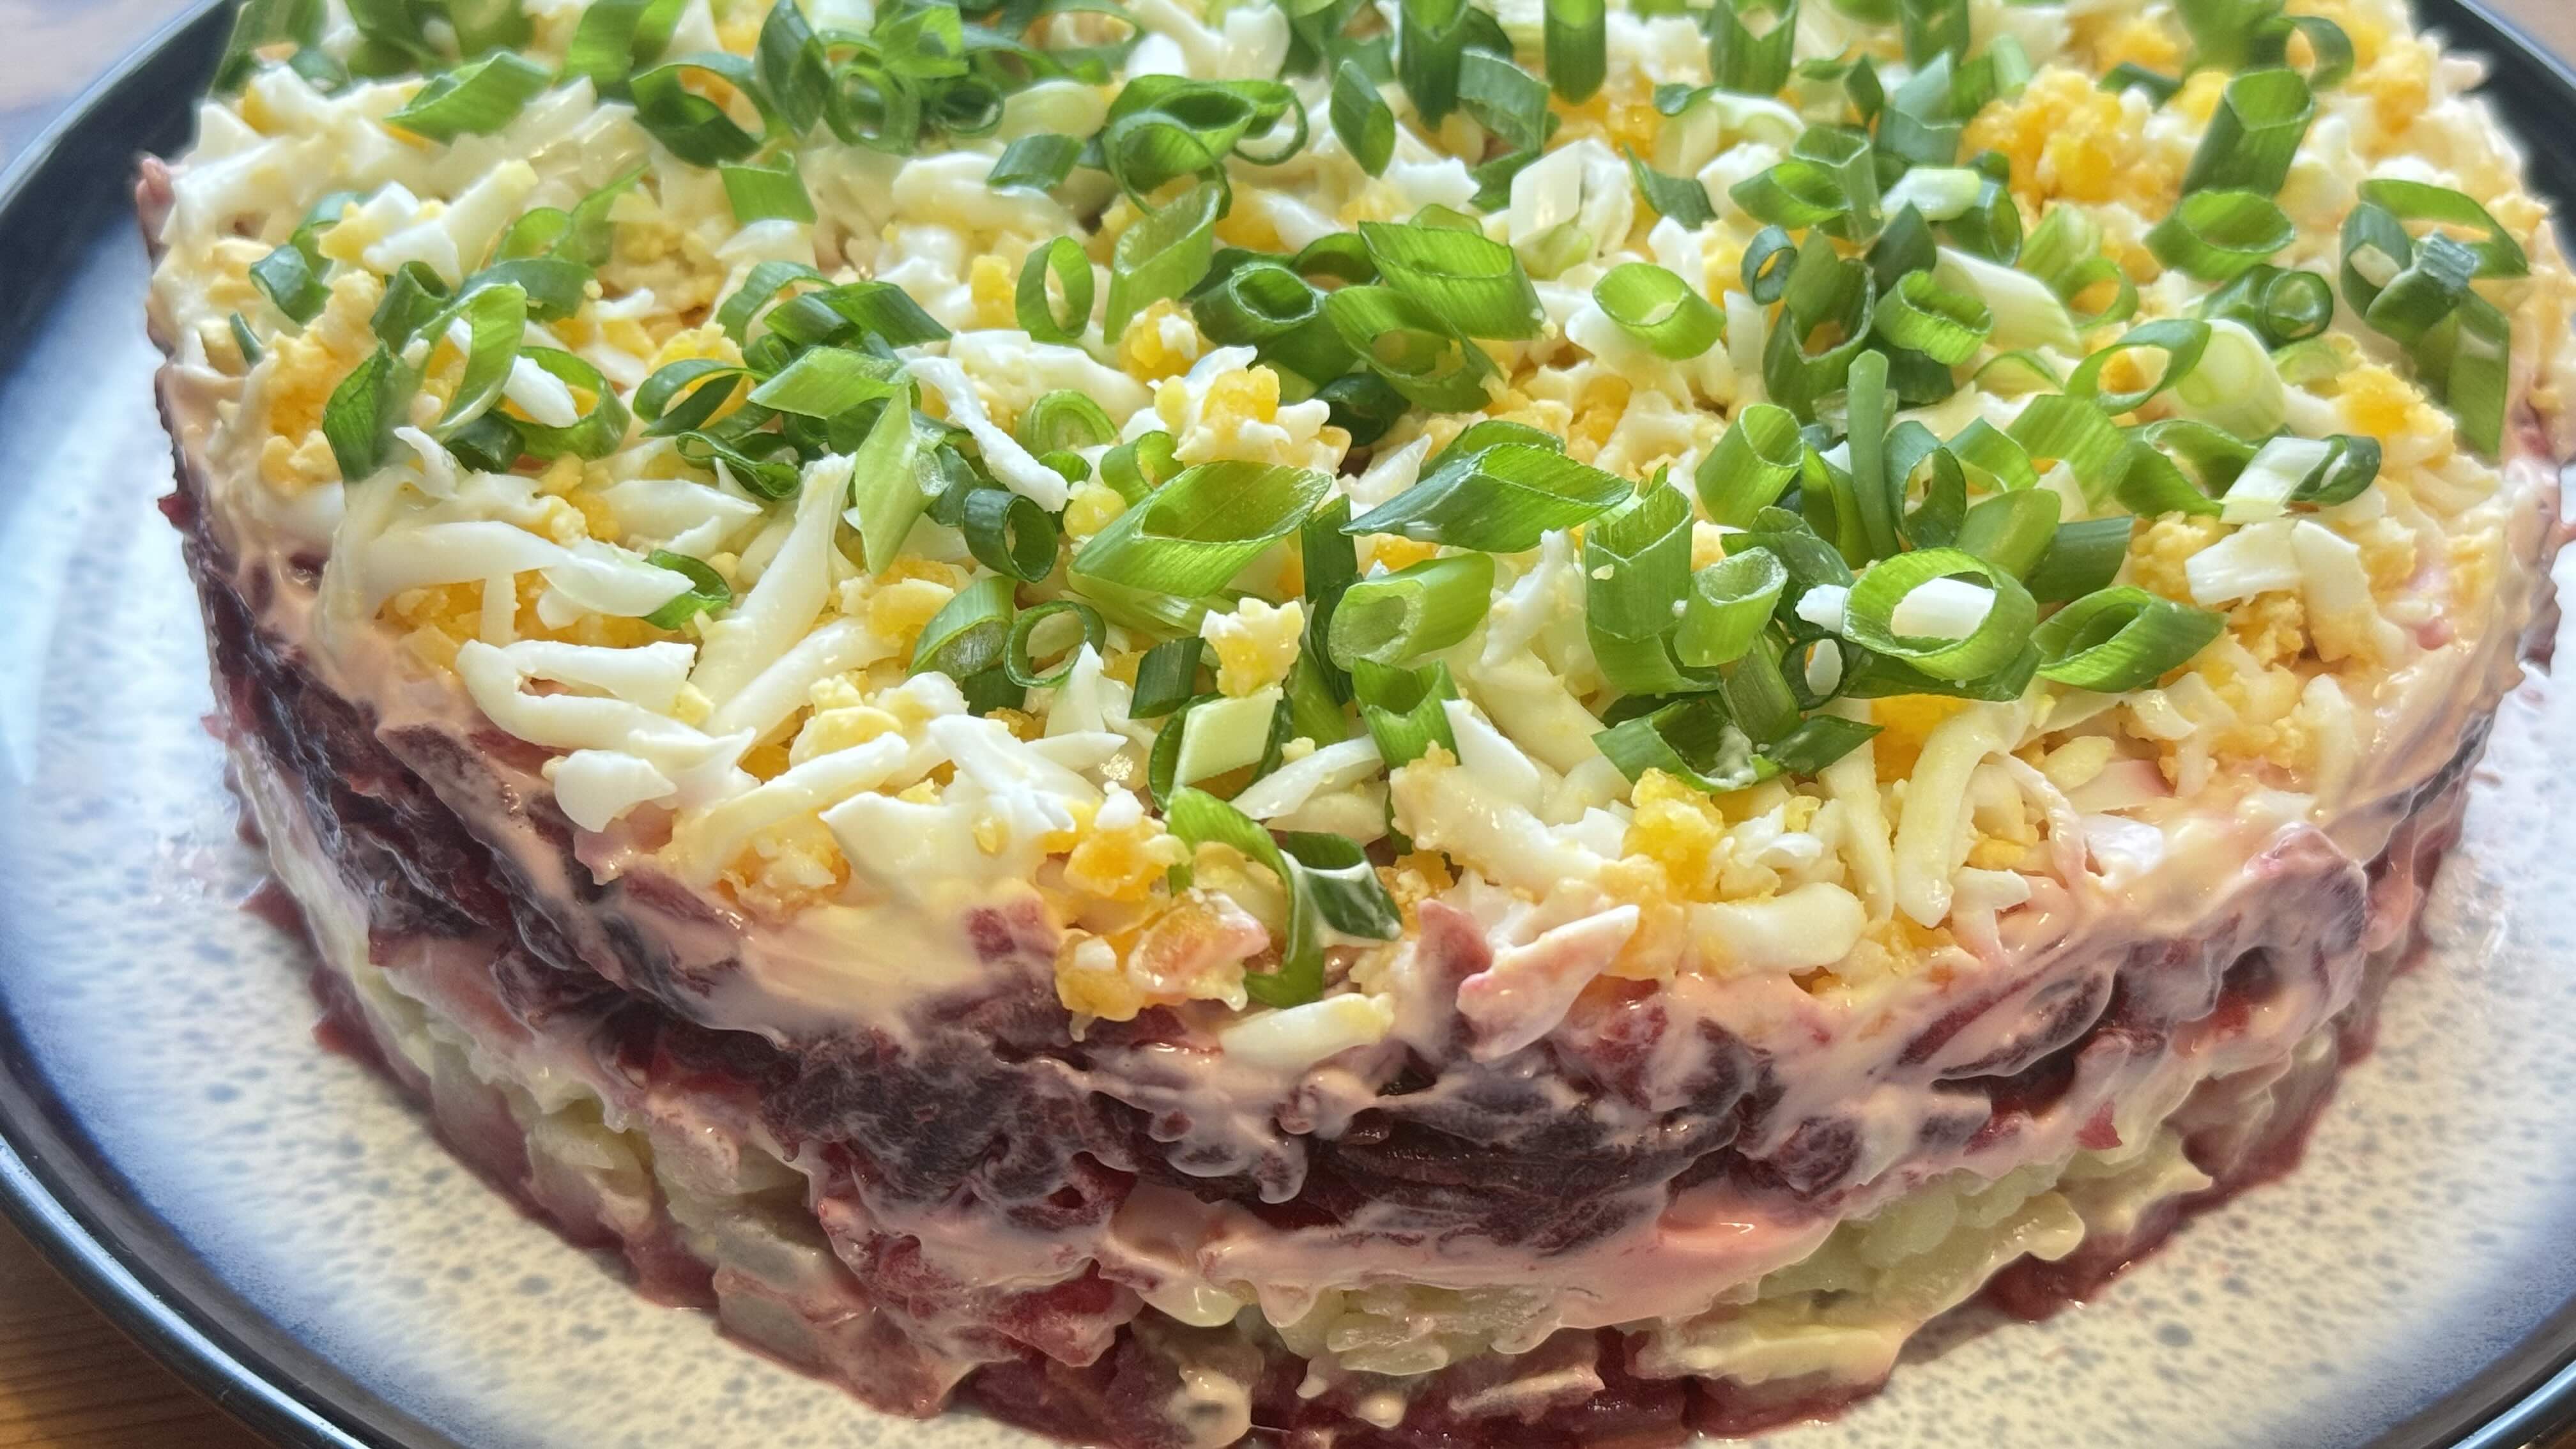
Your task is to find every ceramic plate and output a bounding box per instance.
[6,3,2576,1446]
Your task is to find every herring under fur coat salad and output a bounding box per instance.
[143,0,2573,1442]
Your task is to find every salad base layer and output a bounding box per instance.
[176,395,2505,1444]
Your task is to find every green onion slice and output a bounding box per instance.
[911,574,1016,680]
[1595,263,1724,360]
[1328,554,1496,668]
[1841,547,2039,682]
[1131,636,1207,717]
[1675,548,1786,668]
[1166,786,1400,1008]
[2147,189,2295,280]
[1626,147,1717,228]
[510,348,631,460]
[2182,68,2313,197]
[1874,268,1993,365]
[387,52,554,142]
[1584,482,1694,642]
[963,486,1061,581]
[1071,461,1331,598]
[2066,318,2211,414]
[1360,221,1544,341]
[1330,58,1396,177]
[1105,182,1222,338]
[1324,285,1494,411]
[1018,236,1096,344]
[643,550,733,629]
[2025,516,2134,602]
[2032,585,2225,691]
[1545,0,1607,102]
[1695,402,1805,525]
[1345,443,1630,553]
[990,133,1082,190]
[1004,599,1108,687]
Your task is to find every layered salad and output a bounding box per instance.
[144,0,2570,1441]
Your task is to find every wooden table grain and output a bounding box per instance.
[3,0,2576,1445]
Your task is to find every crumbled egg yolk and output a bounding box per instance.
[2336,363,2453,455]
[2127,514,2227,602]
[1962,68,2180,213]
[1120,298,1204,381]
[1063,481,1128,542]
[1622,770,1728,896]
[1062,813,1187,903]
[1200,598,1306,698]
[1055,893,1250,1021]
[1870,695,1972,779]
[968,253,1018,330]
[254,270,384,491]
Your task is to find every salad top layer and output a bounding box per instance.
[153,0,2571,1060]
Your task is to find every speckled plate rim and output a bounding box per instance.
[1,3,2573,1446]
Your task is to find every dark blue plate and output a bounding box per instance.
[4,4,2576,1446]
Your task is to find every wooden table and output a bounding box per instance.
[4,0,2576,1444]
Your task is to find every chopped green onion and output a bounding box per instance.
[1742,224,1797,303]
[1694,402,1804,526]
[1704,0,1800,97]
[2103,62,2184,106]
[629,54,765,165]
[990,134,1082,190]
[1764,235,1879,420]
[387,52,554,142]
[1131,636,1207,717]
[642,550,732,629]
[1165,787,1400,1007]
[1105,182,1223,337]
[753,0,829,132]
[1352,659,1458,767]
[1360,221,1544,341]
[1546,0,1607,102]
[1460,49,1556,153]
[1626,148,1716,228]
[2356,178,2529,280]
[1005,600,1108,688]
[1595,263,1724,359]
[1842,547,2037,682]
[562,0,686,96]
[1018,236,1095,344]
[2032,585,2225,691]
[1330,59,1396,176]
[912,574,1016,680]
[1192,261,1352,384]
[1585,482,1694,642]
[227,312,264,365]
[509,348,631,460]
[213,0,325,93]
[1173,688,1282,786]
[839,399,931,574]
[1952,487,2060,578]
[1324,285,1494,411]
[748,346,905,417]
[1328,554,1495,668]
[963,487,1061,581]
[720,158,815,224]
[2148,190,2296,280]
[2017,204,2138,330]
[2066,318,2211,413]
[714,259,825,342]
[2025,516,2133,602]
[1100,430,1180,505]
[2182,68,2313,197]
[1346,443,1629,553]
[2008,393,2128,500]
[765,282,950,349]
[321,345,415,483]
[1675,548,1786,667]
[1398,0,1475,123]
[1072,461,1330,599]
[425,282,530,440]
[2417,293,2512,456]
[1019,390,1118,454]
[1874,268,1992,365]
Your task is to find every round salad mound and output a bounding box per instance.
[146,0,2570,1442]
